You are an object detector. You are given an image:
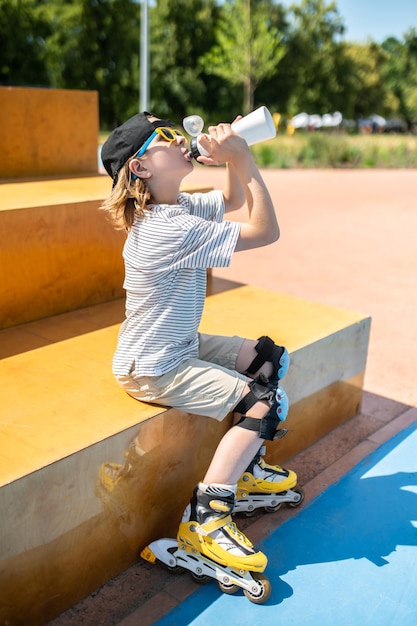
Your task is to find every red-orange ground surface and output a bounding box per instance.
[188,168,417,407]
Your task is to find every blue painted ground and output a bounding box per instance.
[156,423,417,625]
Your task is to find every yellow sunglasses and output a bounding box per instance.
[135,127,185,158]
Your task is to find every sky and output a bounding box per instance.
[335,0,417,42]
[281,0,417,43]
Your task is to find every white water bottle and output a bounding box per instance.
[188,106,277,159]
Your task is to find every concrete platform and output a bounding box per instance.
[0,87,98,179]
[0,277,369,625]
[0,177,213,327]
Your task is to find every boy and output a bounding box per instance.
[101,112,297,574]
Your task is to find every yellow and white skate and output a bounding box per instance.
[141,483,271,603]
[235,448,304,514]
[177,511,267,572]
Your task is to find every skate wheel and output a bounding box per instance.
[243,572,271,604]
[288,488,305,508]
[218,579,240,595]
[191,572,211,584]
[264,502,282,513]
[167,564,184,574]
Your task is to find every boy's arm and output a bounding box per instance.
[197,124,279,251]
[222,162,246,213]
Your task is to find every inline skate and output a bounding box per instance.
[141,482,271,603]
[234,446,304,515]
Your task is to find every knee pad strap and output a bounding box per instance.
[235,412,288,441]
[235,416,261,433]
[234,375,275,416]
[234,375,289,441]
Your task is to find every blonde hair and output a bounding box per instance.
[100,158,152,230]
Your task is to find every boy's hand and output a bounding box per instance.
[196,117,250,166]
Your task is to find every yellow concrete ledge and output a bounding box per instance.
[0,280,371,625]
[0,177,213,328]
[0,176,212,211]
[0,197,126,328]
[0,87,99,179]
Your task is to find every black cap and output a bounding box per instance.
[101,112,174,184]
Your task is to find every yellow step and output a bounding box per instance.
[0,86,98,179]
[0,176,212,328]
[0,279,370,625]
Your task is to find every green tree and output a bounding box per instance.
[281,0,347,115]
[0,0,50,86]
[201,0,286,114]
[77,0,140,127]
[35,0,140,128]
[149,0,229,123]
[343,41,389,119]
[34,1,83,87]
[382,30,417,129]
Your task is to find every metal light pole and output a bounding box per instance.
[140,0,149,111]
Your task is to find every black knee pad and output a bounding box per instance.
[245,336,290,384]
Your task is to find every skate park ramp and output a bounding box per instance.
[155,421,417,626]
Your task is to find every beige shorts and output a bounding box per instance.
[116,333,248,421]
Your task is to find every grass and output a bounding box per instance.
[251,133,417,168]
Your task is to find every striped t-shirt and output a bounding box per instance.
[112,190,241,377]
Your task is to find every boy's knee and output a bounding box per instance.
[233,375,288,441]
